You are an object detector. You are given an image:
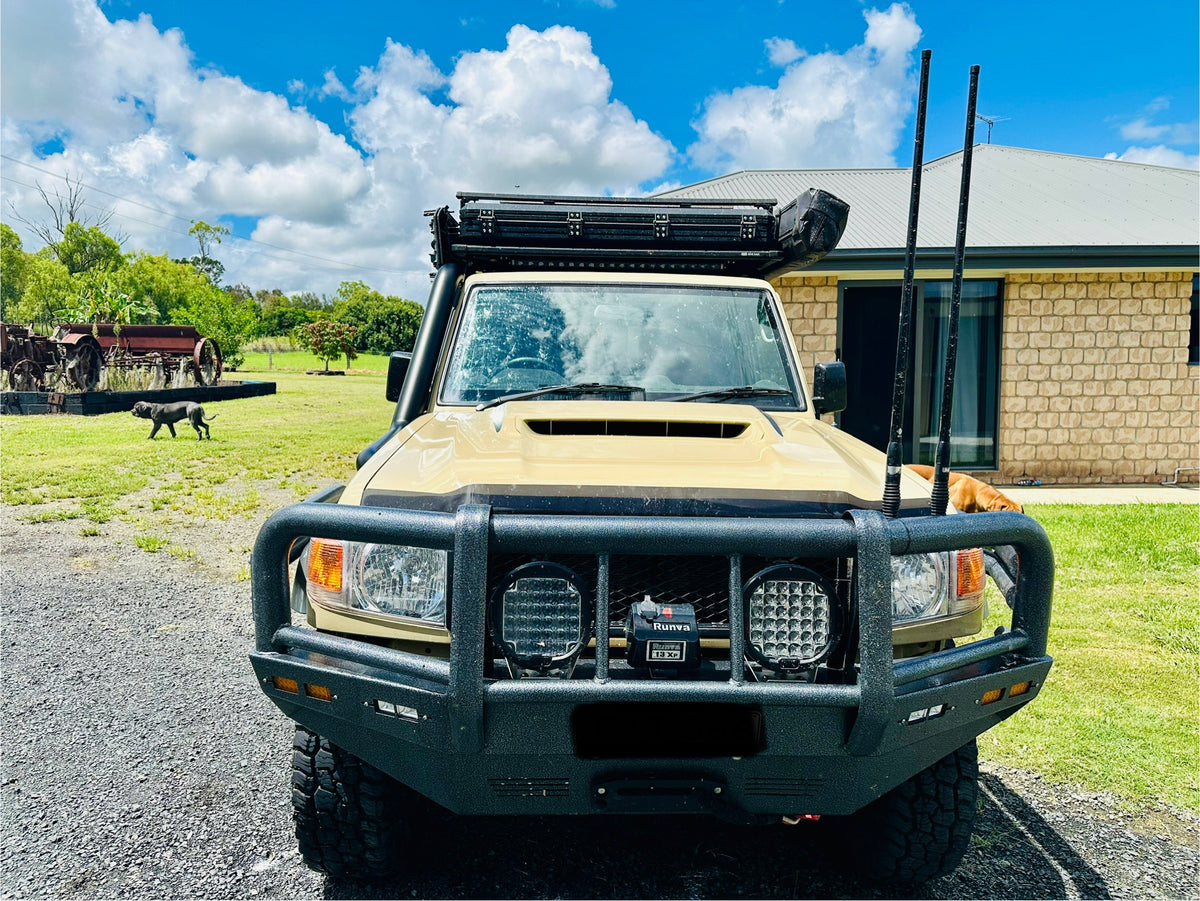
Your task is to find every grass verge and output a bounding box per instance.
[978,503,1198,811]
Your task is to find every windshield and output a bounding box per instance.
[439,283,804,409]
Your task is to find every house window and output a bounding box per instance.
[838,280,1002,469]
[1189,274,1198,366]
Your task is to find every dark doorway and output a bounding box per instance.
[839,286,907,454]
[838,280,1002,469]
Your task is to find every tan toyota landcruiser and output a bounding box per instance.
[250,192,1052,885]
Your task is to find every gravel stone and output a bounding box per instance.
[1,508,1196,899]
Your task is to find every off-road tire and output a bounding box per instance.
[291,726,407,879]
[840,739,979,884]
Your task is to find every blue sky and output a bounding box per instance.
[2,0,1196,298]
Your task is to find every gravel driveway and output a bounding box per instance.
[1,510,1196,899]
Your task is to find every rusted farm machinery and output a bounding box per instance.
[1,322,222,392]
[0,323,102,391]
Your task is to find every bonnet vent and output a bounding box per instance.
[525,419,747,439]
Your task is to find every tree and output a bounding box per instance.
[12,173,121,249]
[181,220,231,286]
[11,253,73,326]
[296,319,358,371]
[1,223,27,320]
[49,222,125,275]
[330,280,423,354]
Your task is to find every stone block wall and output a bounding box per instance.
[774,270,1198,483]
[999,271,1197,484]
[776,276,839,423]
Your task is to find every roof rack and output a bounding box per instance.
[426,189,849,278]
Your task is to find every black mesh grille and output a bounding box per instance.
[487,553,850,632]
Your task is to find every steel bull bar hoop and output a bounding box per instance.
[252,500,1053,757]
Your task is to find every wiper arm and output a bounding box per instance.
[665,386,795,403]
[476,383,645,411]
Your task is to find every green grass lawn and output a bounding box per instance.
[1,377,1196,811]
[977,503,1198,811]
[235,350,391,374]
[0,369,395,519]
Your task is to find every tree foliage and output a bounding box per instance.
[180,220,231,286]
[296,319,358,370]
[62,270,155,327]
[112,253,255,368]
[47,222,125,275]
[1,223,26,320]
[330,280,423,354]
[0,217,416,370]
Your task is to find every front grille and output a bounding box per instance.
[487,553,851,633]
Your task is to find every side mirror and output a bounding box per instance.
[812,361,847,416]
[385,352,412,402]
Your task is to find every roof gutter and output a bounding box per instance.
[800,244,1200,273]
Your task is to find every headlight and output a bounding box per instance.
[303,539,447,625]
[890,553,947,622]
[890,548,987,623]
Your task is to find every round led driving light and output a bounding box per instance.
[890,552,947,622]
[743,564,840,673]
[490,562,592,677]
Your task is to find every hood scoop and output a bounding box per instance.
[525,419,748,439]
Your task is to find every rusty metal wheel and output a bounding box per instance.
[67,341,103,392]
[10,359,44,391]
[193,338,223,386]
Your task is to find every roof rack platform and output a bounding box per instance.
[427,189,849,278]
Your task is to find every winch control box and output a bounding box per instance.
[624,598,701,672]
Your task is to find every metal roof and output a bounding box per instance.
[660,145,1199,256]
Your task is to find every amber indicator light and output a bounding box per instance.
[957,548,986,597]
[308,540,344,592]
[273,676,300,694]
[980,687,1004,705]
[305,684,333,702]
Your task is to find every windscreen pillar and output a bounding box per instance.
[356,263,462,469]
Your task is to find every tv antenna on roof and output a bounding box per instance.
[975,113,1010,143]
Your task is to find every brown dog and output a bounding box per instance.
[906,464,1023,513]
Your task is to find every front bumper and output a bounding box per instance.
[250,493,1053,818]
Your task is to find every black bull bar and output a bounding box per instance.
[251,494,1052,769]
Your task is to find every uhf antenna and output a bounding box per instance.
[929,65,981,516]
[975,113,1008,144]
[880,48,931,519]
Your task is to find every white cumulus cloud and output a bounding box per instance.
[1,3,675,298]
[764,37,804,67]
[690,3,922,171]
[1109,99,1198,169]
[1104,146,1200,170]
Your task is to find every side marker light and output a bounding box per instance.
[980,687,1004,705]
[1009,681,1031,698]
[305,683,333,702]
[272,676,299,694]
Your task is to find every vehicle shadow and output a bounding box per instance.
[321,771,1110,900]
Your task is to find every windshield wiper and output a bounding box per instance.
[476,383,645,411]
[665,386,795,404]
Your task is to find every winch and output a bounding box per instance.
[624,598,701,674]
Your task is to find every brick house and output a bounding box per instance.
[663,145,1200,484]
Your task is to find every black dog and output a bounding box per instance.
[132,400,216,440]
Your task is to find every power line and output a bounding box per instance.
[0,153,417,276]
